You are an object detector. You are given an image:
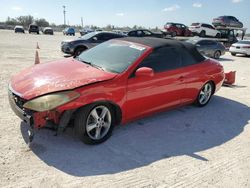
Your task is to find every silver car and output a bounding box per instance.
[187,38,226,59]
[229,40,250,56]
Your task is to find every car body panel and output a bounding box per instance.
[212,16,243,28]
[128,30,163,38]
[10,58,117,100]
[14,26,25,33]
[61,32,125,55]
[189,23,220,37]
[229,41,250,55]
[9,38,224,131]
[187,39,226,58]
[163,23,192,36]
[28,24,39,34]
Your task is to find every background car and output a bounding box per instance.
[43,27,54,35]
[163,22,193,37]
[187,38,226,59]
[212,16,243,28]
[229,40,250,56]
[189,23,221,38]
[9,37,224,144]
[79,28,94,36]
[127,29,164,38]
[63,27,75,36]
[28,24,39,34]
[61,31,125,56]
[14,25,25,33]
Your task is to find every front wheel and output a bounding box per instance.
[213,50,221,59]
[74,104,115,144]
[196,82,214,107]
[231,53,236,56]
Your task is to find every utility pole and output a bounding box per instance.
[63,5,66,27]
[81,17,83,28]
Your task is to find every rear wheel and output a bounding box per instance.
[196,82,214,107]
[200,30,206,37]
[214,50,221,59]
[215,33,221,38]
[171,32,177,37]
[74,47,87,56]
[74,103,115,145]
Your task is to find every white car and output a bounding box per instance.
[189,23,221,38]
[229,40,250,56]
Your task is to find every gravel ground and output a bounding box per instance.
[0,29,250,188]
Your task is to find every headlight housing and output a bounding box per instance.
[23,91,80,112]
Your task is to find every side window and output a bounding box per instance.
[197,40,208,46]
[137,30,144,36]
[180,48,198,67]
[102,33,117,40]
[129,31,136,36]
[137,47,181,73]
[95,34,105,41]
[143,30,152,36]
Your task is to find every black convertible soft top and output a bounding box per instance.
[120,37,205,62]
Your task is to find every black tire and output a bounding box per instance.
[171,31,177,37]
[74,47,87,56]
[195,82,214,107]
[213,50,221,59]
[74,103,115,145]
[200,30,206,37]
[231,53,236,56]
[215,33,221,38]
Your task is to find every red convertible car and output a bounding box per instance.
[9,37,225,144]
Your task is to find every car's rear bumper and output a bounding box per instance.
[229,48,250,55]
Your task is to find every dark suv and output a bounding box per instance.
[61,31,125,56]
[212,16,243,28]
[127,29,164,38]
[28,24,39,34]
[163,22,193,37]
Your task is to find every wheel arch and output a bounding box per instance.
[73,100,122,126]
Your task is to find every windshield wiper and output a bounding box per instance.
[76,57,105,71]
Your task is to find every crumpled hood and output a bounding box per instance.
[10,58,117,100]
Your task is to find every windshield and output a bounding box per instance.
[80,32,97,40]
[77,40,147,73]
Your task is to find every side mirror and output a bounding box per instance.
[196,44,201,47]
[92,37,98,41]
[135,67,154,78]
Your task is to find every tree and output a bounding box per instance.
[35,18,49,27]
[16,15,34,27]
[5,17,19,25]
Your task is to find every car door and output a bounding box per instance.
[178,48,206,103]
[125,47,184,120]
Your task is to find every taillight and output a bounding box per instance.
[242,46,250,49]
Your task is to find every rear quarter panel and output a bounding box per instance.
[182,59,224,103]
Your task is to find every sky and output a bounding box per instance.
[0,0,249,30]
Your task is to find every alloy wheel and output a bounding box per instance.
[86,106,112,140]
[199,83,213,105]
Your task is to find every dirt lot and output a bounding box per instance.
[0,29,250,188]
